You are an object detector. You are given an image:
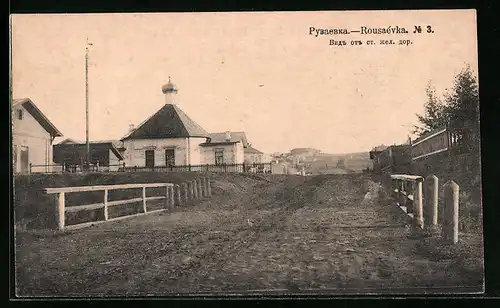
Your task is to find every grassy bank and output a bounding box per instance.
[13,172,303,230]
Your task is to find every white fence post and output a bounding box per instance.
[398,180,407,209]
[424,175,439,231]
[175,184,181,207]
[413,178,424,229]
[104,189,109,221]
[201,177,207,197]
[391,178,397,201]
[443,180,460,244]
[188,181,194,201]
[182,182,188,204]
[164,185,170,209]
[56,192,65,230]
[193,180,199,200]
[169,186,175,210]
[142,187,147,214]
[197,179,203,199]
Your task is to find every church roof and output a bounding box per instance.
[121,104,210,140]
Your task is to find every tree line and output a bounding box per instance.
[412,64,480,154]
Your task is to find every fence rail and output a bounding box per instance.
[123,163,272,173]
[30,163,125,174]
[44,179,213,231]
[411,127,471,161]
[29,162,272,174]
[389,173,459,244]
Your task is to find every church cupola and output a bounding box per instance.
[161,76,178,105]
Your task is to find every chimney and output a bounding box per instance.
[225,131,231,141]
[129,124,135,132]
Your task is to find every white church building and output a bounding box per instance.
[120,78,246,168]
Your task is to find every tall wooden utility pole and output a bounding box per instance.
[85,38,93,169]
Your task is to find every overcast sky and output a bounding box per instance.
[11,10,478,154]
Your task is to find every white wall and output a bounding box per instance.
[271,163,287,174]
[245,153,262,164]
[234,143,244,164]
[108,149,121,171]
[202,142,243,164]
[12,104,54,173]
[188,137,207,165]
[122,137,207,167]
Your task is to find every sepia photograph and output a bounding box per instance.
[11,10,483,297]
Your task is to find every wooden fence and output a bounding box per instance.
[44,177,212,231]
[411,127,469,161]
[390,174,459,244]
[30,163,272,174]
[123,163,272,173]
[29,163,125,174]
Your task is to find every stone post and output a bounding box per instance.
[197,179,203,199]
[55,192,65,230]
[103,189,109,221]
[443,180,460,244]
[169,186,175,211]
[202,177,208,197]
[424,175,439,234]
[142,187,147,214]
[413,179,424,230]
[164,185,171,209]
[188,181,194,201]
[175,184,181,207]
[398,180,407,209]
[391,178,398,201]
[181,182,188,204]
[193,180,199,199]
[207,178,212,197]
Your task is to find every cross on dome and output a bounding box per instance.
[162,76,178,94]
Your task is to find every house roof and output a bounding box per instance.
[371,145,388,152]
[208,132,249,147]
[53,142,125,162]
[121,104,210,140]
[244,146,263,155]
[58,138,82,145]
[91,140,125,150]
[13,98,63,137]
[59,138,125,151]
[199,141,239,147]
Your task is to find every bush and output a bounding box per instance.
[459,191,482,233]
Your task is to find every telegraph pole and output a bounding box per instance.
[85,38,93,169]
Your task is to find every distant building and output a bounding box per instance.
[204,131,268,165]
[200,131,245,165]
[370,144,411,173]
[289,147,320,164]
[244,146,264,164]
[53,139,125,172]
[12,98,63,174]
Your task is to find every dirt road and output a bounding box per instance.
[15,174,483,296]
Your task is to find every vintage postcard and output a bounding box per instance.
[11,10,483,297]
